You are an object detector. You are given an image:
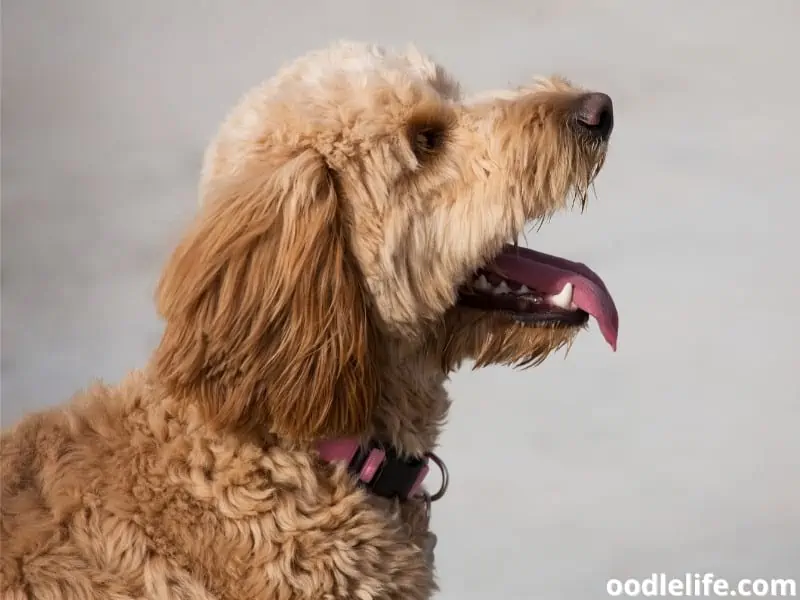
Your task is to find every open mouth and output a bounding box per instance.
[456,244,619,350]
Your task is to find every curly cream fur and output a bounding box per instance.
[1,41,611,599]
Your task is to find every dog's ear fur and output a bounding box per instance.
[153,149,379,441]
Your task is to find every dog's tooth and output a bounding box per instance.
[548,282,574,309]
[494,281,511,295]
[517,284,531,295]
[475,275,491,291]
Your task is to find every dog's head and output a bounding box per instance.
[154,41,618,441]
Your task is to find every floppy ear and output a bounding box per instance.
[153,149,379,441]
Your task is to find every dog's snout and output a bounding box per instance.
[573,92,614,140]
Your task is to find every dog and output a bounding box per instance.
[1,41,618,600]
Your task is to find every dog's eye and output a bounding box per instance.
[411,126,446,158]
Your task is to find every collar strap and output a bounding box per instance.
[316,438,431,501]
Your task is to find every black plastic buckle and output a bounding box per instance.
[348,440,427,501]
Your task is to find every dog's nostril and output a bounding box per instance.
[574,92,614,140]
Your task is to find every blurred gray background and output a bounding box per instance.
[3,1,799,597]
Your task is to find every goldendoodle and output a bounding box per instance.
[1,41,618,600]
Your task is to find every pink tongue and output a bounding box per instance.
[491,245,619,350]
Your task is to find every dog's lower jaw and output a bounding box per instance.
[430,308,580,373]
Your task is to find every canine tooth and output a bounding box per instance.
[517,284,531,295]
[548,282,574,309]
[475,275,491,291]
[494,281,511,294]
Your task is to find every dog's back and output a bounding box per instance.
[1,408,75,593]
[0,374,173,599]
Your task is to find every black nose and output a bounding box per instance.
[574,92,614,140]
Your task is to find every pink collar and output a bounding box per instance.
[316,438,447,502]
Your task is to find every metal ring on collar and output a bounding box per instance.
[424,451,449,502]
